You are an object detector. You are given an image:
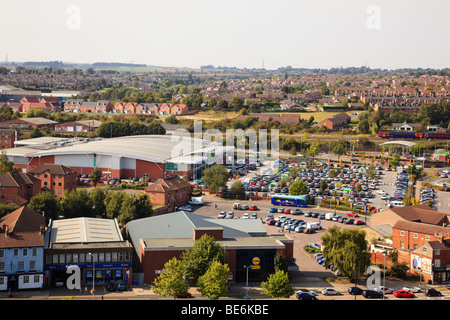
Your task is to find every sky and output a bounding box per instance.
[0,0,449,70]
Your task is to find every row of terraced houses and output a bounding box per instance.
[63,100,189,115]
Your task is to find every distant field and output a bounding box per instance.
[264,111,355,123]
[177,110,240,121]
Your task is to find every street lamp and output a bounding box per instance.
[88,253,96,300]
[243,265,252,299]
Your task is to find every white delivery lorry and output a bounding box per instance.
[188,197,204,205]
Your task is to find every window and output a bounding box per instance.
[59,254,65,264]
[23,248,28,257]
[34,275,40,283]
[400,241,405,249]
[0,262,5,272]
[413,233,418,239]
[105,252,111,262]
[52,254,58,264]
[112,252,117,262]
[14,249,19,257]
[99,253,104,262]
[0,249,4,258]
[23,276,29,284]
[73,254,78,263]
[32,248,38,256]
[425,236,430,241]
[18,261,25,271]
[29,261,36,270]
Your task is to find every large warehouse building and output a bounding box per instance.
[4,135,234,180]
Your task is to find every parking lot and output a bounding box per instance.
[186,159,450,299]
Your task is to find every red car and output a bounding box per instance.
[354,220,365,225]
[249,205,258,211]
[393,290,415,298]
[284,209,291,214]
[346,211,358,217]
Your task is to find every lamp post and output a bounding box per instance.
[88,253,96,300]
[243,265,251,299]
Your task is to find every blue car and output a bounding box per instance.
[269,207,277,213]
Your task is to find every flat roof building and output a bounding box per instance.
[126,211,295,283]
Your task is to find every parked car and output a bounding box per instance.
[362,290,384,299]
[348,287,364,295]
[117,282,127,291]
[292,208,302,215]
[277,208,285,213]
[375,286,393,294]
[354,220,365,225]
[393,289,415,298]
[284,209,291,214]
[242,213,249,219]
[425,289,442,297]
[176,292,193,298]
[106,282,117,291]
[322,288,341,296]
[346,211,358,217]
[269,207,277,213]
[295,292,317,300]
[296,289,318,296]
[249,205,258,211]
[217,211,226,219]
[402,286,421,293]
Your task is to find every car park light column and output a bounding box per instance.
[89,253,96,300]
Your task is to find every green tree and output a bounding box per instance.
[355,182,362,193]
[358,119,371,134]
[332,143,346,159]
[230,180,245,198]
[0,151,16,174]
[28,192,61,221]
[104,191,126,219]
[153,257,190,300]
[88,187,107,218]
[260,270,295,300]
[289,180,308,195]
[274,252,289,273]
[180,234,228,282]
[197,261,230,300]
[229,97,244,110]
[118,193,153,226]
[30,127,43,138]
[89,168,103,187]
[61,189,93,218]
[321,226,371,285]
[202,164,229,195]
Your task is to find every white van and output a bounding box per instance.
[188,197,204,205]
[306,222,322,231]
[391,201,405,208]
[325,212,335,220]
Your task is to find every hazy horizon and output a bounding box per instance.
[1,0,449,70]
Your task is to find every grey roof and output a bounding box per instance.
[6,135,228,164]
[125,211,269,254]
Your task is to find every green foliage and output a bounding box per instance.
[321,226,371,281]
[180,234,228,282]
[274,252,289,273]
[96,117,165,138]
[260,270,295,300]
[197,261,231,300]
[28,192,61,221]
[153,257,190,299]
[202,164,229,194]
[230,180,245,198]
[0,151,16,175]
[89,168,103,187]
[61,189,93,219]
[289,179,308,195]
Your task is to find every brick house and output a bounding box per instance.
[170,104,189,115]
[319,113,351,131]
[0,129,18,149]
[0,171,42,204]
[144,176,193,212]
[371,204,450,284]
[28,164,77,197]
[393,220,450,284]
